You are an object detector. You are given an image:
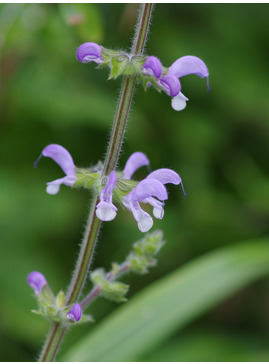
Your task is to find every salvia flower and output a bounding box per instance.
[169,55,209,111]
[96,171,118,221]
[123,178,168,232]
[27,271,47,295]
[123,167,185,232]
[66,303,82,322]
[35,145,185,232]
[121,152,186,232]
[76,42,104,65]
[34,144,77,195]
[141,54,209,111]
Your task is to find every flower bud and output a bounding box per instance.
[76,42,103,65]
[66,303,82,322]
[27,271,47,295]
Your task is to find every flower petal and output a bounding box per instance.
[143,197,164,219]
[158,74,181,97]
[27,271,47,295]
[96,171,117,221]
[142,56,162,78]
[76,42,103,64]
[126,178,168,202]
[169,55,209,90]
[67,303,82,322]
[147,168,186,197]
[123,152,150,180]
[171,92,188,111]
[128,201,153,233]
[46,175,77,195]
[96,201,117,221]
[37,144,76,177]
[146,168,181,185]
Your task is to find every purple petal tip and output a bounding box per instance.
[67,303,82,322]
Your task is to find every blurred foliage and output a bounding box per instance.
[62,240,269,361]
[0,3,268,361]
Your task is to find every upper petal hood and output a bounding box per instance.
[123,152,150,180]
[146,168,181,185]
[35,144,77,194]
[126,178,168,202]
[169,55,209,80]
[39,144,76,177]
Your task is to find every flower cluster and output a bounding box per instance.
[27,271,82,323]
[35,144,186,233]
[76,42,209,111]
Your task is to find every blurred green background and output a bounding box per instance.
[0,3,269,361]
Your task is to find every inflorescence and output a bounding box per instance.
[35,144,186,233]
[76,42,209,111]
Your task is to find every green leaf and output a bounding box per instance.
[61,239,269,361]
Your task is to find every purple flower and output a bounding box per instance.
[169,55,209,111]
[27,271,47,295]
[66,303,82,322]
[142,54,209,111]
[123,178,168,232]
[76,42,104,65]
[96,171,118,221]
[142,56,162,78]
[34,144,77,195]
[123,167,185,233]
[95,152,150,223]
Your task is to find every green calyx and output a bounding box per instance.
[101,47,146,80]
[90,268,129,303]
[73,167,138,204]
[87,231,165,306]
[31,285,91,325]
[98,46,170,89]
[127,230,166,274]
[73,168,101,189]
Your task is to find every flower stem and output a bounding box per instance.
[38,3,153,362]
[80,262,130,309]
[103,3,153,175]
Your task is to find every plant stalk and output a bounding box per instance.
[38,3,153,362]
[80,262,130,309]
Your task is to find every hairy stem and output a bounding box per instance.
[103,3,153,175]
[38,3,153,362]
